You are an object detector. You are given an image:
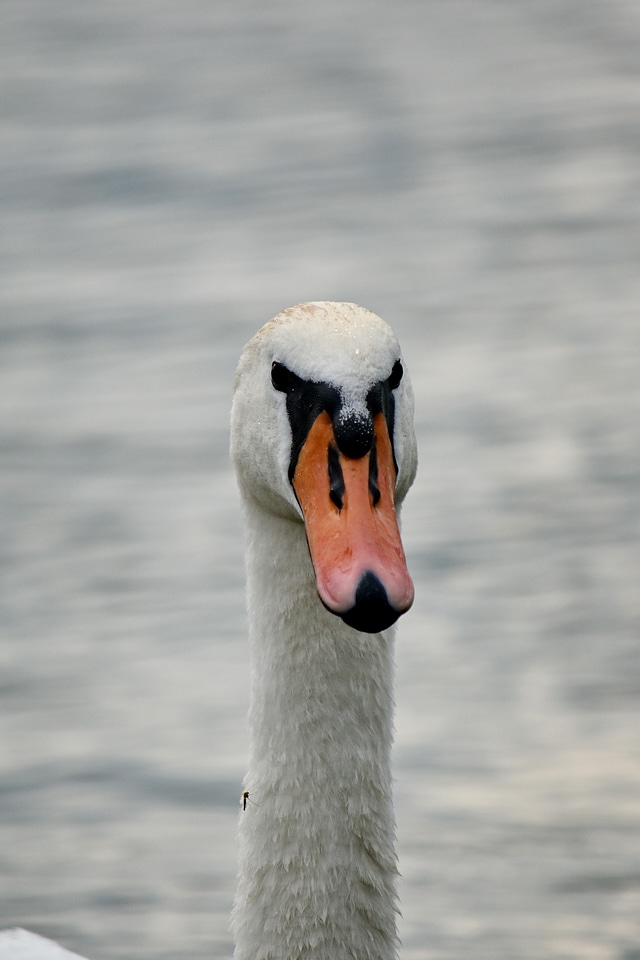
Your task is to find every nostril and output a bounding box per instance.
[368,439,381,507]
[328,444,345,510]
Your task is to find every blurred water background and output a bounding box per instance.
[1,1,640,958]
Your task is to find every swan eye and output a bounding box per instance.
[271,361,303,393]
[388,360,403,390]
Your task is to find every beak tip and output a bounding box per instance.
[323,570,413,634]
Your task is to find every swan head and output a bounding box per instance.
[231,301,417,633]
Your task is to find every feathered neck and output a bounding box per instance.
[231,498,400,960]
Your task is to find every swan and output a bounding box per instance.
[230,301,417,960]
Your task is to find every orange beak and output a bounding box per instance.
[292,410,414,633]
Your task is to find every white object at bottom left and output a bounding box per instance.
[0,930,89,960]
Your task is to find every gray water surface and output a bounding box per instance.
[2,2,640,958]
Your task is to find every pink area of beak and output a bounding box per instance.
[292,411,414,632]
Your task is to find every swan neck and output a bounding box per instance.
[232,500,399,960]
